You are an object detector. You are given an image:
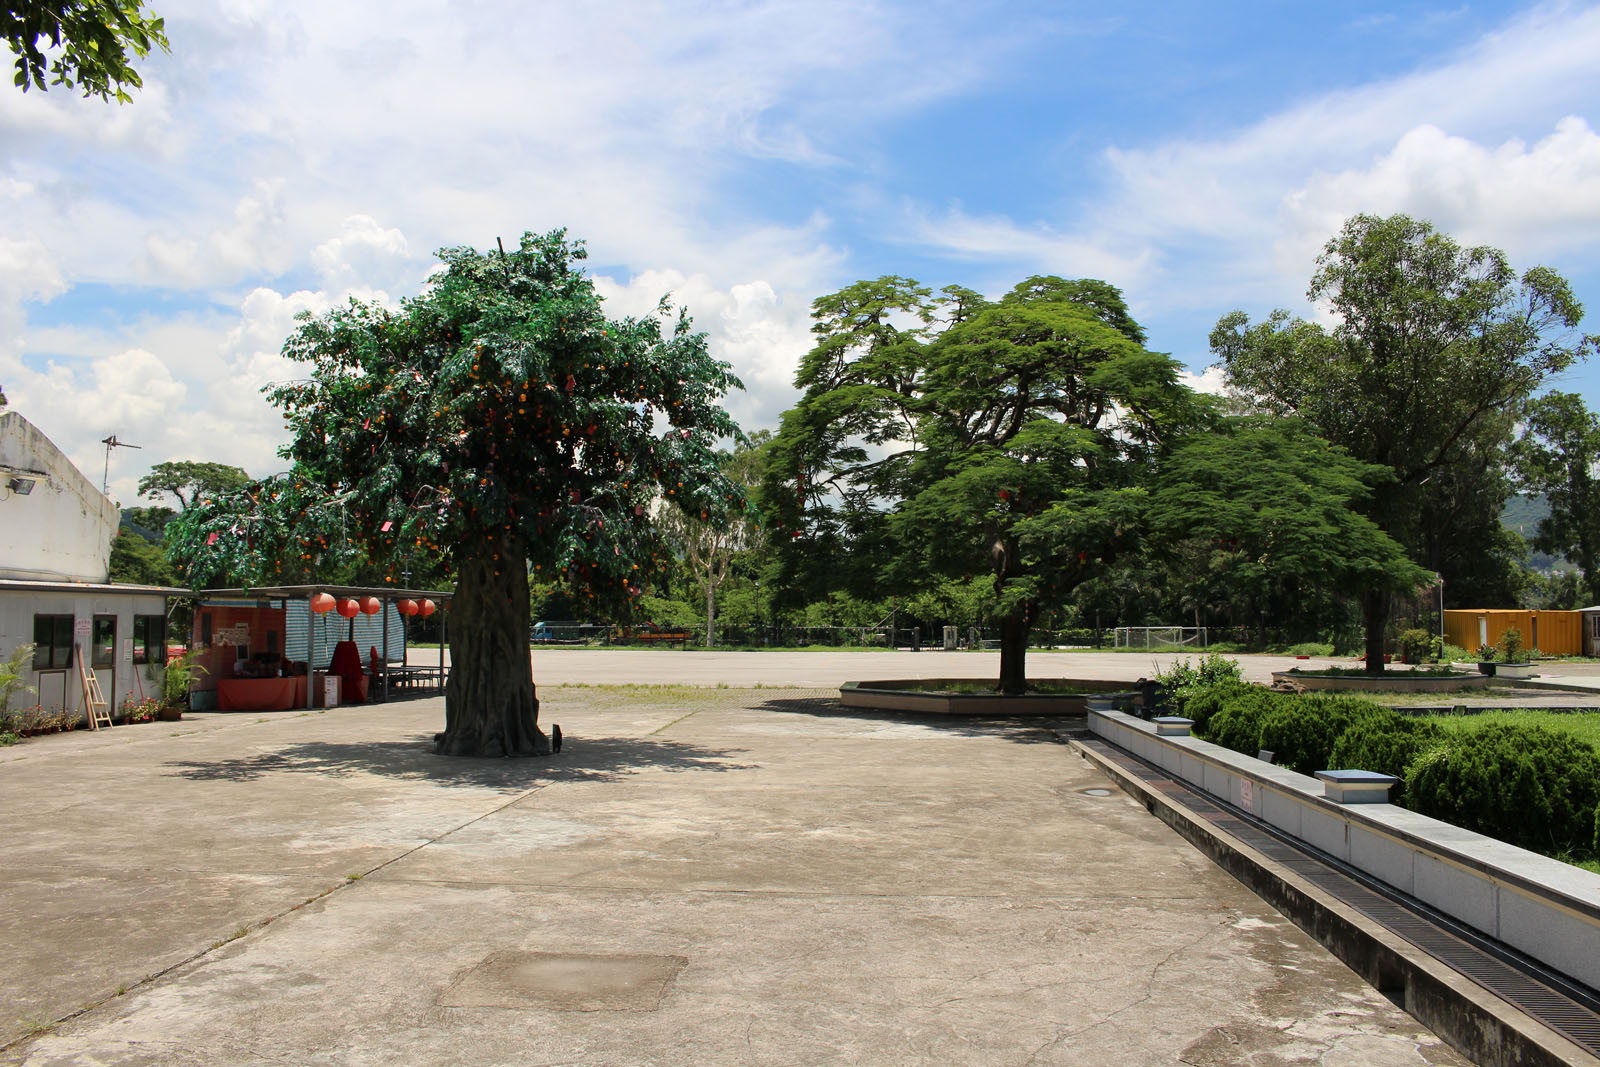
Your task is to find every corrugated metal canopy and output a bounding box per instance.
[196,584,452,601]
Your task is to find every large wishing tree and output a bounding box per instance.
[170,231,748,756]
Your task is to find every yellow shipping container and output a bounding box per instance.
[1443,609,1582,657]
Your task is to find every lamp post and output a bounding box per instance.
[1437,574,1445,642]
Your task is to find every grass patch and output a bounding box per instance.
[1283,665,1461,678]
[1426,708,1600,754]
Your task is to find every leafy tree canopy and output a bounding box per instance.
[108,526,175,586]
[1212,213,1594,668]
[766,273,1195,691]
[138,460,250,511]
[170,230,748,756]
[1151,417,1427,619]
[5,0,168,102]
[1514,391,1600,603]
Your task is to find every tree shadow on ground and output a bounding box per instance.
[164,733,757,792]
[752,695,1076,746]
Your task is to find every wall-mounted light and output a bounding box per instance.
[0,465,47,497]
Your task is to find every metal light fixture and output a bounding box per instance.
[1,466,45,496]
[8,476,34,495]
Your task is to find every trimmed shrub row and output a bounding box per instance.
[1172,680,1600,861]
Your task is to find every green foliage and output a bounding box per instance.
[1396,628,1432,662]
[138,461,250,511]
[1198,684,1280,754]
[1498,627,1525,663]
[1256,693,1386,776]
[1152,418,1426,627]
[1153,653,1242,719]
[170,230,748,603]
[108,528,176,586]
[5,0,169,102]
[0,642,36,709]
[1329,715,1443,804]
[767,271,1195,690]
[1214,214,1595,669]
[1514,392,1600,604]
[161,645,206,707]
[1406,724,1600,856]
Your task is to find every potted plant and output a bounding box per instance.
[1475,643,1497,676]
[158,646,208,721]
[1495,627,1536,680]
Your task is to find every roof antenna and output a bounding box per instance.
[496,236,512,282]
[100,434,142,496]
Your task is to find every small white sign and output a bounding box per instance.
[215,624,251,647]
[74,618,92,638]
[1240,779,1254,813]
[122,638,133,663]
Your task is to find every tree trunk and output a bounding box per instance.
[705,581,717,648]
[1361,588,1390,675]
[434,531,548,757]
[998,610,1029,694]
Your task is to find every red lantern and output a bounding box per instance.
[398,599,419,616]
[310,592,336,614]
[420,599,437,617]
[337,598,360,619]
[359,596,382,615]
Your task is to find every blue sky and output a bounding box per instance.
[2,0,1597,504]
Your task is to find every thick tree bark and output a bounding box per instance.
[434,531,548,757]
[998,610,1029,695]
[1361,588,1390,675]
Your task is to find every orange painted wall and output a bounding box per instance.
[1443,609,1582,656]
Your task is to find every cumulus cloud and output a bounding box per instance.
[1280,118,1600,267]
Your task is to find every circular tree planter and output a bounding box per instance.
[1271,671,1490,694]
[839,679,1138,716]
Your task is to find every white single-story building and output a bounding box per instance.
[1,411,186,719]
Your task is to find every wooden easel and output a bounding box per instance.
[77,643,112,730]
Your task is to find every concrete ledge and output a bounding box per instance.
[1271,671,1491,693]
[839,679,1136,715]
[1073,736,1600,1067]
[1089,709,1600,994]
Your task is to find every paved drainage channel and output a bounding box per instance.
[1078,736,1600,1060]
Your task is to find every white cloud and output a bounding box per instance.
[311,215,413,293]
[1280,118,1600,267]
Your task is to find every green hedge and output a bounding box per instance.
[1327,715,1443,804]
[1256,694,1387,776]
[1165,681,1600,862]
[1406,724,1600,857]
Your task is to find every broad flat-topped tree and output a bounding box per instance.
[766,275,1194,693]
[171,231,747,756]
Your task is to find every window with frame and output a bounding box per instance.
[31,614,73,669]
[92,615,116,669]
[132,616,167,665]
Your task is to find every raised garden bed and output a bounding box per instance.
[1271,670,1491,694]
[839,679,1138,715]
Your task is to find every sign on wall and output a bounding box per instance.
[215,624,251,647]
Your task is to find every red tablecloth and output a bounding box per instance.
[327,641,368,704]
[217,676,307,711]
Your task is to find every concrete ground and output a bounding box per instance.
[0,662,1470,1065]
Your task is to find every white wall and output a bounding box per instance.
[0,412,118,582]
[0,589,171,716]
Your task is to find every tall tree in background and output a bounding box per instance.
[138,460,251,511]
[171,231,747,757]
[768,275,1193,692]
[1515,392,1600,604]
[5,0,168,102]
[1150,418,1426,642]
[1214,213,1594,671]
[658,430,768,647]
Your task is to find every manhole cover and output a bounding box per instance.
[1081,788,1114,797]
[440,951,687,1012]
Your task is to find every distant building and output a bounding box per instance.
[0,411,185,716]
[1442,608,1584,657]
